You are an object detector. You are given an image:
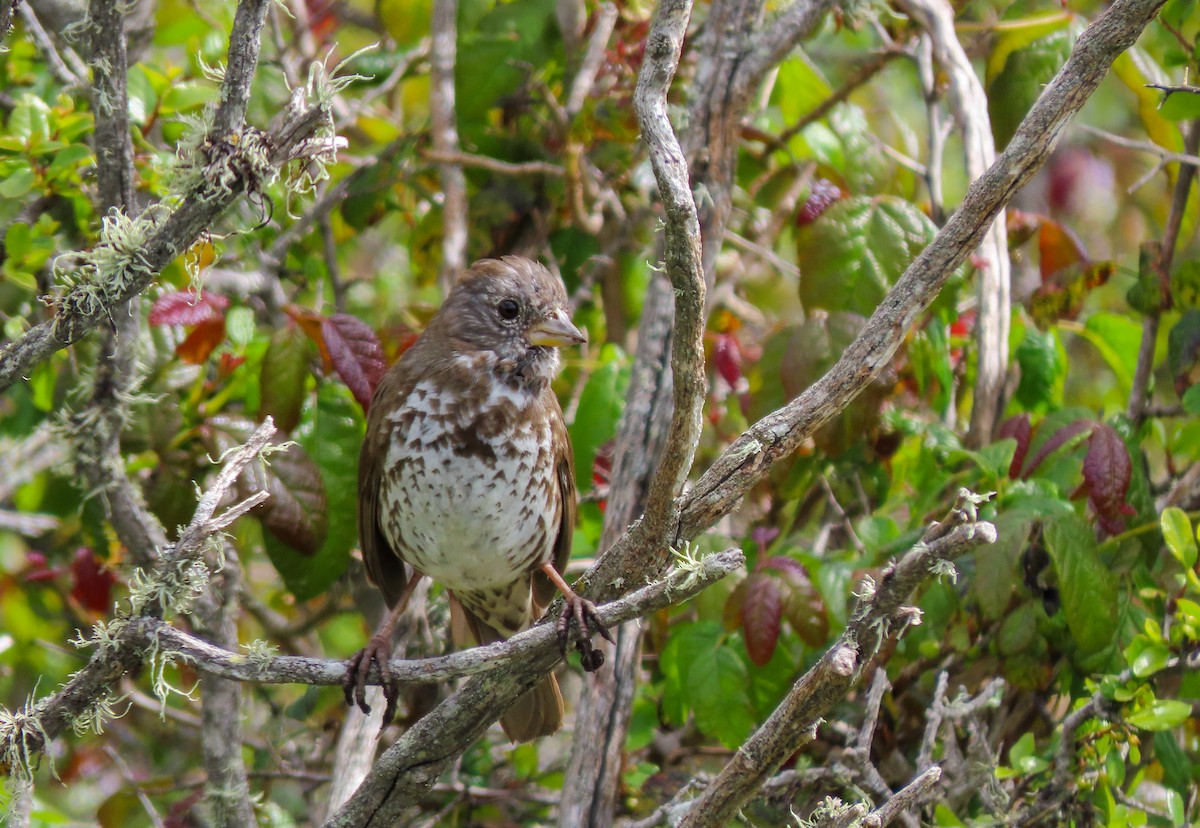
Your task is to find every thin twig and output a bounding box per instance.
[431,0,467,291]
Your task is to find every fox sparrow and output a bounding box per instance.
[346,256,612,741]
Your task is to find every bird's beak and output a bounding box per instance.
[529,308,587,347]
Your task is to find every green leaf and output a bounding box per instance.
[1078,312,1142,394]
[797,196,940,316]
[1126,699,1193,731]
[688,646,756,749]
[260,324,312,434]
[1153,731,1193,796]
[567,344,629,492]
[1043,513,1118,654]
[225,306,256,347]
[659,621,723,727]
[774,52,834,125]
[10,94,52,144]
[264,384,361,601]
[1014,327,1065,411]
[1161,507,1197,569]
[1183,383,1200,415]
[1158,89,1200,122]
[0,165,36,199]
[1111,49,1183,152]
[988,28,1074,148]
[1127,637,1171,678]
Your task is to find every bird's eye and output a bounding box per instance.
[497,299,520,321]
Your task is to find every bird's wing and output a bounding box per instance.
[357,367,415,609]
[533,392,576,613]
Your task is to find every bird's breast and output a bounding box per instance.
[378,379,559,592]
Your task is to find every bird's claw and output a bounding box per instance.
[556,595,613,673]
[343,634,399,730]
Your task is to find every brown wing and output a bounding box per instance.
[532,392,576,613]
[357,367,415,609]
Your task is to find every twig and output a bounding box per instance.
[421,149,563,177]
[17,3,88,87]
[863,767,943,827]
[431,0,467,291]
[126,550,743,689]
[566,3,618,118]
[1128,119,1200,423]
[102,745,166,828]
[1079,124,1200,168]
[629,0,706,550]
[211,0,271,137]
[778,50,900,142]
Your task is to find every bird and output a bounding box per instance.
[346,256,612,741]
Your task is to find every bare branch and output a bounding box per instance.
[421,149,563,177]
[897,0,1010,447]
[863,767,943,827]
[631,0,706,547]
[17,3,88,87]
[431,0,467,291]
[211,0,271,137]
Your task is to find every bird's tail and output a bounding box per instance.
[450,589,565,742]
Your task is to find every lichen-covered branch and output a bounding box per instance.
[0,23,340,395]
[668,492,996,828]
[0,421,276,777]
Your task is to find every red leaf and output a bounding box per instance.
[1081,423,1133,535]
[1022,419,1094,479]
[998,414,1032,478]
[322,314,386,412]
[767,557,830,647]
[175,317,226,364]
[70,548,116,615]
[723,579,747,632]
[712,333,743,388]
[1038,219,1088,280]
[796,178,843,226]
[23,551,64,582]
[742,573,783,666]
[288,306,333,371]
[149,290,228,327]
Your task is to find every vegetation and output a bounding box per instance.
[1,0,1199,825]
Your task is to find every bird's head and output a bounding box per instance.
[439,257,586,389]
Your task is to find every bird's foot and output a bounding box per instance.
[343,633,399,727]
[556,595,615,673]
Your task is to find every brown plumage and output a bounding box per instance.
[346,256,610,741]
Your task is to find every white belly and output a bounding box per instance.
[378,380,557,592]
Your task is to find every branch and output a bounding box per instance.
[863,767,943,827]
[0,421,276,774]
[421,149,563,177]
[431,0,467,291]
[896,0,1011,447]
[210,0,271,138]
[676,0,1169,542]
[323,550,745,826]
[628,0,706,550]
[0,59,340,394]
[667,491,995,827]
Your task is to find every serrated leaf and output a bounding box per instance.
[1161,507,1197,569]
[321,313,386,412]
[741,573,783,667]
[149,290,229,327]
[1044,513,1117,654]
[1081,424,1132,534]
[689,647,756,749]
[796,196,939,316]
[1078,312,1142,394]
[260,324,312,434]
[660,622,723,727]
[1126,699,1193,731]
